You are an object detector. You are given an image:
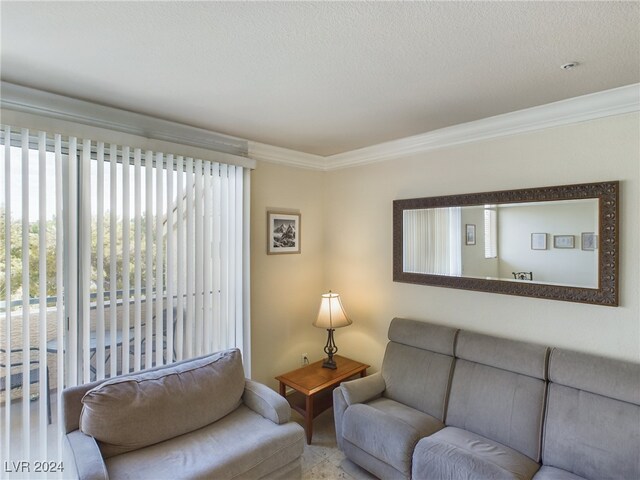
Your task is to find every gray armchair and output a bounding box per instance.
[62,349,305,480]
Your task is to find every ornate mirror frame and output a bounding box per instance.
[393,181,619,306]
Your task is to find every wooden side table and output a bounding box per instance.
[276,355,368,444]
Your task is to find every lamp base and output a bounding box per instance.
[322,357,337,369]
[322,328,338,369]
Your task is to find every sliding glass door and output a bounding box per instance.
[0,126,249,473]
[0,128,63,467]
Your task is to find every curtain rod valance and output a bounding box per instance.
[0,82,255,169]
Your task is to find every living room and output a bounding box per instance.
[1,2,639,480]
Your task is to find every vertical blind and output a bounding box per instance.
[0,125,249,471]
[403,207,462,276]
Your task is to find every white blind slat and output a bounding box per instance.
[203,162,212,354]
[165,154,174,363]
[227,166,236,348]
[144,150,153,369]
[235,167,244,349]
[185,157,194,358]
[109,144,118,377]
[20,129,30,459]
[122,146,131,374]
[133,149,142,371]
[55,133,64,457]
[155,152,164,366]
[96,142,105,381]
[220,163,229,351]
[3,126,11,461]
[67,137,78,387]
[81,140,92,384]
[194,159,203,356]
[175,156,185,361]
[212,163,221,352]
[37,131,47,457]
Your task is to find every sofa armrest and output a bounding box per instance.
[243,379,291,425]
[64,430,109,480]
[333,386,349,450]
[341,372,386,405]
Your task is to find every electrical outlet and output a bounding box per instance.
[301,353,309,366]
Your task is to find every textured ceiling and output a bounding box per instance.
[1,1,639,156]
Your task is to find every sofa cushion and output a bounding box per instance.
[342,440,409,480]
[388,318,457,356]
[446,358,547,462]
[548,348,640,405]
[80,349,245,458]
[447,331,549,463]
[342,401,443,476]
[542,348,640,480]
[104,405,305,480]
[412,427,541,480]
[341,372,386,405]
[382,342,455,420]
[532,466,586,480]
[366,397,444,437]
[455,330,549,380]
[541,383,640,480]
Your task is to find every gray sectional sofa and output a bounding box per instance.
[63,349,305,480]
[334,318,640,480]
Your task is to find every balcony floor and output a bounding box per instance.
[1,391,63,479]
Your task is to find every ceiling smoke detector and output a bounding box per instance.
[561,62,579,70]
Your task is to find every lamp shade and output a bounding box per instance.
[313,291,352,329]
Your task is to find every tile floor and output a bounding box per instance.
[292,408,377,480]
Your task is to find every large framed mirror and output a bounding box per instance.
[393,181,619,306]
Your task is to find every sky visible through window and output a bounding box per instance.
[1,143,183,304]
[1,145,178,222]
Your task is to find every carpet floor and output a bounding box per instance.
[292,408,377,480]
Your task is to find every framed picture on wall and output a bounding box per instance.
[531,233,547,250]
[581,232,598,251]
[553,235,575,249]
[465,224,476,245]
[267,211,301,254]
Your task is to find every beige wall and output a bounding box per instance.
[251,112,640,385]
[250,162,327,388]
[323,113,639,373]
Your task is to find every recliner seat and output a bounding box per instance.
[334,318,458,479]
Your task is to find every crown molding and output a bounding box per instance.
[248,141,325,170]
[4,81,637,172]
[325,83,639,170]
[251,83,639,171]
[0,81,250,159]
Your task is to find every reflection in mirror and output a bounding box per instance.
[393,181,619,306]
[403,207,462,276]
[403,199,599,288]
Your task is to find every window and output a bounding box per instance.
[0,125,250,464]
[484,205,498,259]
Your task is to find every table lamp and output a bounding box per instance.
[313,291,352,369]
